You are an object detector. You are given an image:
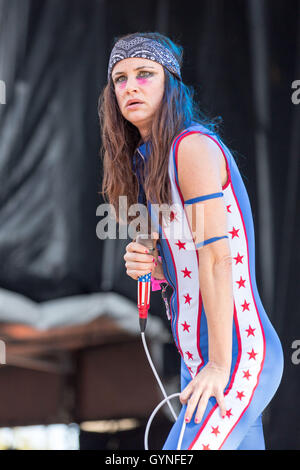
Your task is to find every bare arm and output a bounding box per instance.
[177,133,234,423]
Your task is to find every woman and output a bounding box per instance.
[98,31,284,450]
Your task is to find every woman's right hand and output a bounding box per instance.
[124,237,158,281]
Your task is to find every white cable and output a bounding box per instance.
[144,392,181,450]
[141,332,187,451]
[141,332,177,422]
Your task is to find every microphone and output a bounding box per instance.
[136,233,156,332]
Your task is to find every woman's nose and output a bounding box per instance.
[124,76,138,92]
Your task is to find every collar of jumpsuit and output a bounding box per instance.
[132,120,198,196]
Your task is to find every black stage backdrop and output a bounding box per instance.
[0,0,299,449]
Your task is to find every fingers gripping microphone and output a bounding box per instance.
[138,271,151,332]
[136,234,156,332]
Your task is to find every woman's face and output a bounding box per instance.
[112,57,165,141]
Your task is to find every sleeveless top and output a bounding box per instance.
[132,121,282,389]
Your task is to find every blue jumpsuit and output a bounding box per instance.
[132,121,284,450]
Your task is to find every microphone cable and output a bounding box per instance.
[140,329,187,451]
[135,233,186,450]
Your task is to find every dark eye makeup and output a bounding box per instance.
[114,71,154,84]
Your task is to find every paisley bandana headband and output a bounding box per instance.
[107,36,182,82]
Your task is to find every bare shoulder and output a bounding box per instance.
[177,132,227,188]
[177,132,222,165]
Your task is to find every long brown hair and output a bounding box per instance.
[98,31,222,227]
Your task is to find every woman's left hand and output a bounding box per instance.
[179,361,230,424]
